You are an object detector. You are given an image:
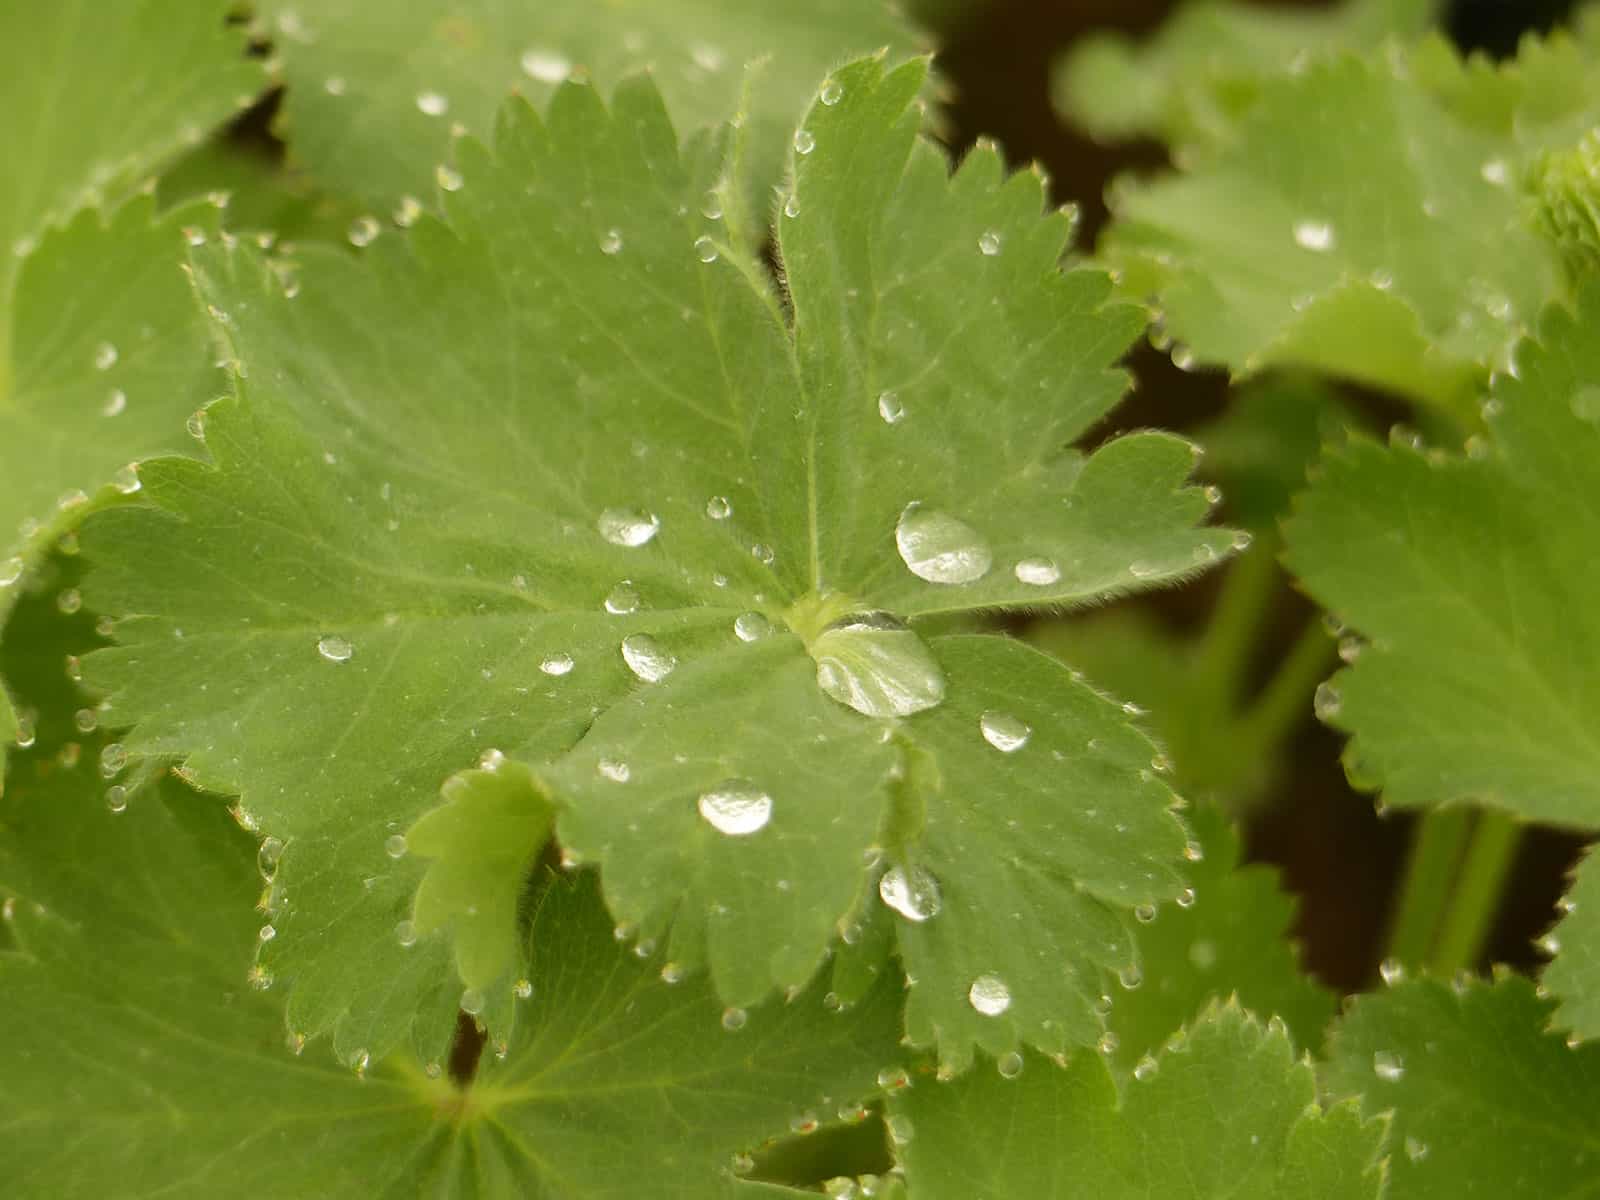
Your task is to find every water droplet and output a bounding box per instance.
[540,652,574,676]
[99,742,128,778]
[1293,220,1335,252]
[1133,1054,1159,1081]
[886,1114,915,1145]
[0,557,22,587]
[1378,957,1406,986]
[384,834,407,859]
[793,129,816,155]
[93,342,118,370]
[1539,932,1562,956]
[879,864,942,922]
[979,711,1031,753]
[1480,158,1509,187]
[895,504,992,584]
[249,965,274,991]
[599,228,624,255]
[721,1006,748,1031]
[512,977,533,999]
[751,543,775,566]
[1176,886,1196,909]
[705,495,732,520]
[978,230,1003,256]
[1134,903,1157,923]
[820,79,843,105]
[105,785,128,814]
[103,389,128,417]
[698,778,773,836]
[435,164,463,192]
[72,708,97,734]
[1373,1051,1405,1082]
[324,75,347,95]
[598,758,631,783]
[258,836,284,881]
[1404,1136,1429,1162]
[347,215,380,247]
[259,923,277,943]
[111,464,141,494]
[997,1051,1024,1079]
[694,235,719,264]
[1313,681,1342,721]
[1118,963,1143,990]
[317,636,354,663]
[395,919,417,947]
[784,193,801,219]
[877,391,905,424]
[604,580,641,615]
[1014,557,1060,586]
[1097,1031,1120,1055]
[57,588,82,615]
[733,612,772,642]
[621,633,676,683]
[521,48,571,83]
[415,90,448,117]
[813,612,946,717]
[598,507,660,548]
[350,1048,369,1074]
[968,973,1011,1017]
[460,988,484,1015]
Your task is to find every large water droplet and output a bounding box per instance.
[598,507,660,548]
[895,504,992,584]
[317,636,354,663]
[698,778,773,836]
[812,612,946,717]
[879,864,942,922]
[968,973,1012,1017]
[604,580,641,615]
[621,633,676,682]
[979,711,1031,753]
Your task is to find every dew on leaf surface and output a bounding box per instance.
[1014,557,1060,586]
[435,164,463,192]
[597,507,659,548]
[1313,680,1342,721]
[1293,219,1336,252]
[103,389,127,417]
[895,504,992,584]
[721,1006,748,1031]
[812,611,946,717]
[599,228,624,255]
[698,778,773,836]
[979,710,1031,753]
[513,978,533,999]
[258,836,284,881]
[105,786,128,814]
[733,612,772,642]
[694,235,718,263]
[621,633,676,682]
[384,834,407,859]
[879,864,942,922]
[316,635,354,663]
[1133,1054,1159,1081]
[539,652,574,676]
[1373,1051,1405,1082]
[347,216,380,247]
[997,1051,1024,1079]
[604,580,641,614]
[395,920,417,947]
[521,48,571,83]
[0,556,22,587]
[99,742,127,777]
[92,341,117,370]
[968,973,1012,1016]
[705,494,732,520]
[794,128,816,155]
[820,78,843,105]
[978,230,1003,256]
[598,758,631,783]
[877,391,905,424]
[415,90,448,116]
[461,988,484,1016]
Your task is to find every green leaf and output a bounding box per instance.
[253,0,920,239]
[1103,805,1334,1074]
[79,60,1224,1060]
[1054,0,1434,150]
[1322,974,1600,1197]
[0,743,911,1197]
[1101,31,1600,408]
[1284,288,1600,826]
[893,1000,1385,1198]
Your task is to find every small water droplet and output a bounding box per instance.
[110,463,141,494]
[1313,680,1342,721]
[1404,1136,1429,1162]
[0,557,22,587]
[877,391,905,424]
[721,1006,748,1031]
[1373,1051,1405,1082]
[1014,557,1060,586]
[978,230,1003,256]
[57,588,82,615]
[460,987,485,1015]
[598,507,660,548]
[733,612,772,642]
[415,90,448,116]
[510,977,533,999]
[784,193,801,219]
[1176,886,1197,909]
[435,164,463,192]
[324,75,347,95]
[979,711,1031,753]
[99,742,128,778]
[540,652,574,676]
[258,923,277,943]
[604,580,641,615]
[93,342,118,370]
[698,778,773,836]
[317,636,354,663]
[793,129,816,155]
[1293,220,1336,252]
[694,235,719,263]
[621,633,676,682]
[73,707,97,734]
[1480,158,1509,187]
[879,864,943,922]
[1134,1054,1159,1081]
[820,79,843,105]
[384,834,407,859]
[598,757,631,783]
[350,1048,369,1074]
[996,1050,1024,1079]
[1134,903,1157,923]
[599,228,624,255]
[347,215,380,247]
[896,504,992,584]
[705,495,732,520]
[968,973,1012,1016]
[394,919,417,947]
[751,543,775,566]
[105,785,128,814]
[521,48,571,83]
[660,961,685,985]
[1097,1031,1120,1055]
[1118,963,1143,990]
[258,836,284,880]
[102,388,128,417]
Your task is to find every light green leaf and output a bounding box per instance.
[1054,0,1434,150]
[0,740,911,1197]
[254,0,920,239]
[79,60,1224,1059]
[1101,32,1600,408]
[1103,805,1334,1073]
[1322,974,1600,1197]
[893,1000,1385,1198]
[1542,852,1600,1041]
[1284,288,1600,826]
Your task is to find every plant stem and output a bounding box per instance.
[1192,534,1281,708]
[1385,807,1474,970]
[1232,615,1336,762]
[1430,810,1522,973]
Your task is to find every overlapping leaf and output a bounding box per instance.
[1100,31,1600,408]
[0,743,910,1197]
[893,1001,1385,1198]
[254,0,919,237]
[1322,975,1600,1197]
[79,59,1227,1062]
[1054,0,1433,150]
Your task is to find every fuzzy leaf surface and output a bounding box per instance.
[255,0,918,234]
[893,1002,1384,1198]
[0,744,908,1197]
[1102,33,1600,407]
[79,60,1223,1061]
[1054,0,1433,150]
[1322,976,1600,1198]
